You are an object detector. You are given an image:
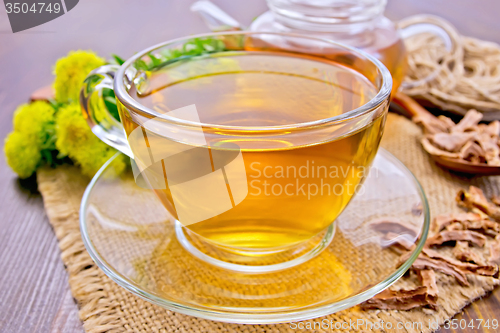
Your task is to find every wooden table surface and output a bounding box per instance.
[1,1,499,332]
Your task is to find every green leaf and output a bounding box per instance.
[170,49,183,59]
[48,99,64,111]
[112,54,126,65]
[41,149,52,165]
[160,49,176,60]
[148,54,161,69]
[104,96,116,104]
[134,59,149,71]
[102,88,120,121]
[133,37,228,71]
[57,151,68,159]
[41,129,57,150]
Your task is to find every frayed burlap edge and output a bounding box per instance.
[37,113,500,333]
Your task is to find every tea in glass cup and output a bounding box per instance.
[81,32,392,271]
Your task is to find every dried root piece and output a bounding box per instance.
[445,219,500,237]
[457,186,500,221]
[382,232,416,251]
[479,121,500,137]
[421,137,461,158]
[426,230,486,247]
[359,286,437,311]
[460,141,486,163]
[492,195,500,206]
[467,265,499,276]
[457,186,490,212]
[477,132,500,165]
[428,132,476,152]
[463,219,500,237]
[413,113,450,134]
[368,217,419,237]
[453,241,486,265]
[488,235,500,265]
[451,109,483,133]
[417,269,439,299]
[369,218,419,251]
[411,256,469,286]
[433,212,483,233]
[422,248,497,277]
[437,115,456,129]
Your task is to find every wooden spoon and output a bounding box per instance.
[30,85,54,102]
[392,92,500,175]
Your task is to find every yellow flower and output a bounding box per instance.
[53,50,105,104]
[4,131,42,179]
[55,103,126,177]
[13,101,56,146]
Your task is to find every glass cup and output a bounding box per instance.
[80,31,392,272]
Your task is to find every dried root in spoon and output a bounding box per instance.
[416,109,500,166]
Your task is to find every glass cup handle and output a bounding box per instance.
[80,65,133,158]
[397,14,462,90]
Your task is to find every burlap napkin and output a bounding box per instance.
[37,113,500,333]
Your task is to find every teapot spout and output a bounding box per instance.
[191,0,244,32]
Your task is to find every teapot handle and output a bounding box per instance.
[398,15,462,91]
[190,0,243,31]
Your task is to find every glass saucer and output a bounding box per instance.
[80,148,429,324]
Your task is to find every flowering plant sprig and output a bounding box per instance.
[4,50,126,178]
[4,37,228,179]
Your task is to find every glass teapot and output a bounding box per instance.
[192,0,460,95]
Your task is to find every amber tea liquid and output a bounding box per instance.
[122,52,385,250]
